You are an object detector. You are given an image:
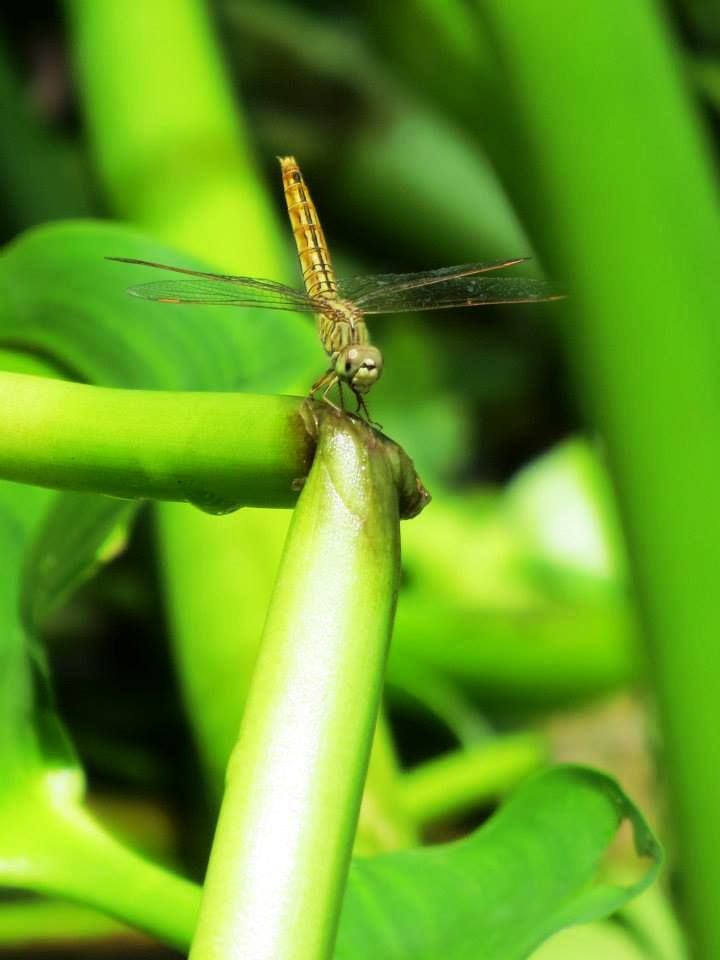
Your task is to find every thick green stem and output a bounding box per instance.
[0,372,311,508]
[0,900,129,948]
[480,4,720,956]
[189,412,409,960]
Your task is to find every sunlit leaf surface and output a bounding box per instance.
[338,766,661,960]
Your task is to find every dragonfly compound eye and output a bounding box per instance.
[335,346,384,392]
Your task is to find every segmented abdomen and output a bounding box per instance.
[279,156,336,300]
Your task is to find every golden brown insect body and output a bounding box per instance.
[278,156,383,412]
[109,160,562,423]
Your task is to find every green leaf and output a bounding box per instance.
[0,478,65,783]
[0,219,317,392]
[20,492,137,635]
[337,766,662,960]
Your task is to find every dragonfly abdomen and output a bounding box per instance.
[279,156,337,301]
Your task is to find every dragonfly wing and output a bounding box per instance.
[107,257,319,311]
[337,258,531,304]
[124,279,321,311]
[346,275,564,315]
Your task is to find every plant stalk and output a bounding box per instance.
[0,793,199,949]
[189,410,417,960]
[479,4,720,955]
[0,372,311,509]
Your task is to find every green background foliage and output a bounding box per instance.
[0,0,714,957]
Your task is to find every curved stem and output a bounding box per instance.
[399,734,547,827]
[0,793,199,949]
[356,709,418,855]
[189,411,405,960]
[0,372,311,509]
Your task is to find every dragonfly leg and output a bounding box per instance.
[309,369,334,395]
[351,388,382,430]
[309,369,342,412]
[321,376,341,411]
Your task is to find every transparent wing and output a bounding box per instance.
[342,273,563,316]
[337,258,531,306]
[107,257,320,312]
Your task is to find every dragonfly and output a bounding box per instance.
[109,156,562,421]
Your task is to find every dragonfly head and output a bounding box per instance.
[335,346,384,394]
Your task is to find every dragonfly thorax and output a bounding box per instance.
[334,344,384,394]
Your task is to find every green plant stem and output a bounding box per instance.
[0,372,311,508]
[399,734,547,826]
[388,598,638,708]
[0,899,130,948]
[64,0,282,276]
[1,793,198,949]
[189,411,404,960]
[156,506,295,783]
[356,710,418,854]
[479,4,720,956]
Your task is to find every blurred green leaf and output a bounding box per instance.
[21,492,137,636]
[505,439,628,594]
[0,219,316,391]
[338,765,661,960]
[391,470,638,711]
[0,477,67,783]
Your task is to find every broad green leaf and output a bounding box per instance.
[337,766,661,960]
[0,219,316,391]
[20,492,137,635]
